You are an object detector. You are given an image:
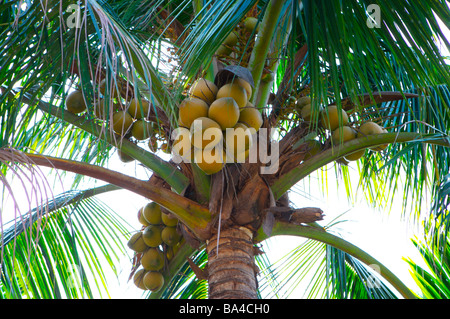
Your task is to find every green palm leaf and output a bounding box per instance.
[257,226,399,299]
[159,248,208,299]
[0,185,131,299]
[406,236,450,299]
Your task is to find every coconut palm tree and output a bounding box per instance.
[1,0,450,299]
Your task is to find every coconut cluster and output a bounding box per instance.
[65,80,169,162]
[174,76,263,175]
[215,16,259,57]
[296,95,388,162]
[127,201,183,292]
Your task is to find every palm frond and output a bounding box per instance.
[354,85,450,220]
[1,184,121,247]
[258,238,325,298]
[325,245,398,299]
[157,248,208,299]
[257,236,399,299]
[0,190,131,299]
[0,0,177,172]
[177,0,260,78]
[406,235,450,299]
[429,173,450,246]
[299,0,449,109]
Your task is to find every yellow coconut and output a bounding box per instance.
[142,202,162,225]
[344,149,366,161]
[296,96,311,109]
[133,269,148,290]
[141,248,164,271]
[189,78,218,105]
[127,232,148,253]
[331,126,357,145]
[65,90,87,114]
[216,83,248,109]
[131,119,153,140]
[112,111,134,135]
[178,97,209,129]
[357,121,384,137]
[300,103,322,121]
[238,106,263,132]
[128,98,151,119]
[161,226,181,247]
[178,116,188,128]
[143,271,164,292]
[208,97,240,130]
[320,105,349,131]
[223,31,238,47]
[161,212,178,227]
[141,225,162,248]
[190,117,223,150]
[331,126,365,161]
[224,123,253,159]
[194,147,226,175]
[243,17,258,33]
[357,122,387,151]
[137,208,150,226]
[230,77,252,100]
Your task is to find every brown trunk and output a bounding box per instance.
[206,225,258,299]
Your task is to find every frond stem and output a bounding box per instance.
[255,221,417,299]
[248,0,285,105]
[271,132,450,200]
[6,150,211,239]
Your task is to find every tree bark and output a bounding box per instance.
[206,226,258,299]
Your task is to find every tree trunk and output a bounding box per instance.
[206,225,258,299]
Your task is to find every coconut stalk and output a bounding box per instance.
[0,184,121,247]
[254,220,417,299]
[191,163,211,204]
[254,4,293,110]
[247,0,285,105]
[271,132,450,199]
[2,149,211,239]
